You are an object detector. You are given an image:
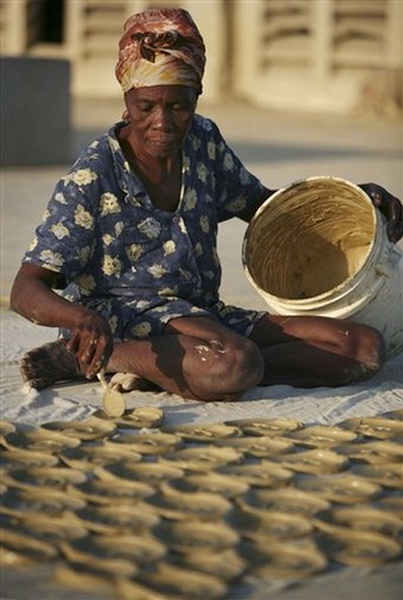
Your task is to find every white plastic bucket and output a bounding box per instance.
[242,176,403,359]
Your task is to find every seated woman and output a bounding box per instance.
[10,8,403,401]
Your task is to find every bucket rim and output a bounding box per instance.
[242,175,379,305]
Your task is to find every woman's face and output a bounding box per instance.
[124,85,198,159]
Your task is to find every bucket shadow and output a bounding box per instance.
[229,140,398,164]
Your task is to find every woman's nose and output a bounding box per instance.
[153,107,173,130]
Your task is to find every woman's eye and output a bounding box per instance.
[138,104,153,112]
[172,103,192,112]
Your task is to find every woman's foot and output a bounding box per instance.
[109,372,160,393]
[20,339,82,391]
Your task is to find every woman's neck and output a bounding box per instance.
[118,126,182,211]
[119,125,180,178]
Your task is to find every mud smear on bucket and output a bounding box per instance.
[244,178,375,300]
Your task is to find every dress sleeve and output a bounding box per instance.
[22,166,99,280]
[206,119,265,222]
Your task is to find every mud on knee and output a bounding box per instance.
[205,337,264,399]
[357,325,386,374]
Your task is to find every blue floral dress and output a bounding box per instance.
[23,114,266,340]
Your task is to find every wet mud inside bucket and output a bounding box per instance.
[244,178,376,300]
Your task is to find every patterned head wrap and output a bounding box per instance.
[115,8,206,94]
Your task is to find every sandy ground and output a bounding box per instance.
[1,98,402,599]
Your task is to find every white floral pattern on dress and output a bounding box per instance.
[126,244,143,262]
[76,274,96,294]
[68,168,98,187]
[163,240,176,256]
[131,322,152,337]
[50,222,70,240]
[102,255,122,277]
[100,192,121,216]
[74,204,94,230]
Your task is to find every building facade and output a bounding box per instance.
[1,0,402,113]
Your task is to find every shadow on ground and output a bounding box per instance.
[72,128,398,166]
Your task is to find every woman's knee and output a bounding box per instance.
[336,322,385,383]
[352,323,386,373]
[228,337,265,390]
[188,336,264,401]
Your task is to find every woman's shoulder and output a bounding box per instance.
[191,113,222,138]
[48,125,126,205]
[64,123,124,180]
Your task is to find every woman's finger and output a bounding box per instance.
[86,339,111,378]
[359,183,403,243]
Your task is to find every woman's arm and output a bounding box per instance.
[237,186,276,223]
[10,263,113,378]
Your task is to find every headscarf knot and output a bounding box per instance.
[115,8,206,94]
[131,30,180,63]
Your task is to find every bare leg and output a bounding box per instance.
[250,314,386,387]
[20,313,383,396]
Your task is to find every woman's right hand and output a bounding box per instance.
[11,263,114,379]
[66,310,114,379]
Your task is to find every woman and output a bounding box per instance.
[10,8,403,401]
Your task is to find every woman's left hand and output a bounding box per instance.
[359,183,403,243]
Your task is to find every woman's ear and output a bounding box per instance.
[121,91,130,122]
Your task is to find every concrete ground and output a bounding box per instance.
[1,98,402,600]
